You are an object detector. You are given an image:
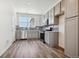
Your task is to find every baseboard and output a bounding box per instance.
[55,45,64,52]
[16,38,40,40]
[0,39,15,57]
[59,46,64,52]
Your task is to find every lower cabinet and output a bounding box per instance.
[16,30,40,39]
[15,29,22,39]
[45,31,58,47]
[27,30,40,39]
[65,17,79,57]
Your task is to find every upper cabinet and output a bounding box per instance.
[54,3,61,16]
[49,8,54,24]
[65,0,78,18]
[45,12,49,21]
[40,15,45,26]
[43,0,66,25]
[60,0,65,15]
[49,8,54,17]
[54,0,65,16]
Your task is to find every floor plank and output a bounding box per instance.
[1,39,67,58]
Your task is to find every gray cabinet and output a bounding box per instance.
[65,0,78,18]
[55,3,61,16]
[15,30,22,39]
[60,0,65,14]
[49,8,54,24]
[48,8,59,25]
[45,31,58,47]
[65,17,78,57]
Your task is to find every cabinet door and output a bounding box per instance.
[49,8,54,16]
[16,30,22,39]
[45,31,50,44]
[61,0,65,14]
[45,12,49,19]
[49,16,53,24]
[65,17,78,57]
[65,0,78,18]
[55,3,61,16]
[49,9,52,24]
[49,8,54,24]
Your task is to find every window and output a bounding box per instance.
[19,16,30,27]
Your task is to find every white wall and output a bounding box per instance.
[59,15,65,48]
[0,0,16,56]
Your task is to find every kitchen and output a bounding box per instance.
[0,0,79,58]
[15,0,64,52]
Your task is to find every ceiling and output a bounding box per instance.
[12,0,60,15]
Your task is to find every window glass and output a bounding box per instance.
[19,16,30,27]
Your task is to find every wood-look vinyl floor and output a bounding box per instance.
[1,39,67,58]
